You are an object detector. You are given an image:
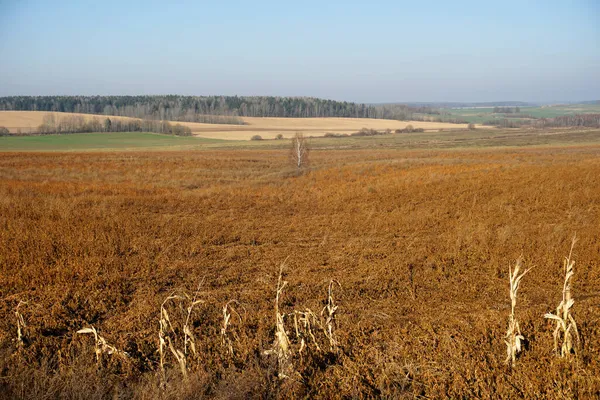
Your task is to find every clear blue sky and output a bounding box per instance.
[0,0,598,103]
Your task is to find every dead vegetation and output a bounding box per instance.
[505,258,530,366]
[545,237,580,357]
[76,325,129,364]
[0,146,599,398]
[158,283,204,380]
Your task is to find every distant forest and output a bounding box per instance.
[0,95,466,124]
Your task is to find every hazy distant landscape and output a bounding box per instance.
[1,1,599,399]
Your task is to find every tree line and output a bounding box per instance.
[0,95,376,122]
[483,114,600,128]
[36,114,193,136]
[0,95,466,124]
[493,106,521,114]
[537,114,600,128]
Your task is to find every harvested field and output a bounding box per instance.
[0,146,599,398]
[0,111,472,139]
[180,117,472,140]
[0,111,139,134]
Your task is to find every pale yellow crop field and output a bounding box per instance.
[0,111,472,140]
[0,111,138,133]
[180,117,472,139]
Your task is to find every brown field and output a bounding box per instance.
[0,111,472,139]
[1,145,599,398]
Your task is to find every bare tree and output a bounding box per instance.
[290,132,309,169]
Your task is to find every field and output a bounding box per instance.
[3,127,600,152]
[1,139,599,398]
[0,111,141,134]
[446,103,600,124]
[0,111,472,139]
[178,117,471,140]
[0,132,224,151]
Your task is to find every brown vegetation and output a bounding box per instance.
[0,146,599,398]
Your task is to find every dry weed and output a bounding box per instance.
[293,309,323,356]
[544,237,580,357]
[505,257,530,366]
[322,280,341,352]
[14,300,27,348]
[264,259,294,379]
[221,300,243,357]
[76,325,128,364]
[159,281,204,380]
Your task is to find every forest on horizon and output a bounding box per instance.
[0,95,467,124]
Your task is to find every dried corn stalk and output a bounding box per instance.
[221,300,243,357]
[321,280,340,351]
[264,259,294,379]
[15,301,27,348]
[158,281,204,380]
[77,325,128,364]
[505,258,530,366]
[545,237,580,357]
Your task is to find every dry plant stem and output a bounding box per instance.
[264,258,294,379]
[76,325,127,364]
[505,258,530,366]
[545,237,580,357]
[221,300,243,357]
[167,337,187,379]
[183,279,204,357]
[158,281,204,380]
[15,301,27,348]
[291,281,340,359]
[322,280,340,351]
[159,295,179,381]
[293,310,322,357]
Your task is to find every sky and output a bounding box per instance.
[0,0,598,103]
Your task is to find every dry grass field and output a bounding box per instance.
[0,111,139,133]
[0,111,472,139]
[179,117,471,140]
[0,144,599,399]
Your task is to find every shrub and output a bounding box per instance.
[396,126,424,134]
[275,133,283,140]
[250,135,263,141]
[0,126,10,136]
[172,124,193,136]
[351,128,381,137]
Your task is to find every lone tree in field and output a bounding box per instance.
[290,132,309,169]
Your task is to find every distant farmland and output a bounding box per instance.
[446,103,600,124]
[0,111,473,140]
